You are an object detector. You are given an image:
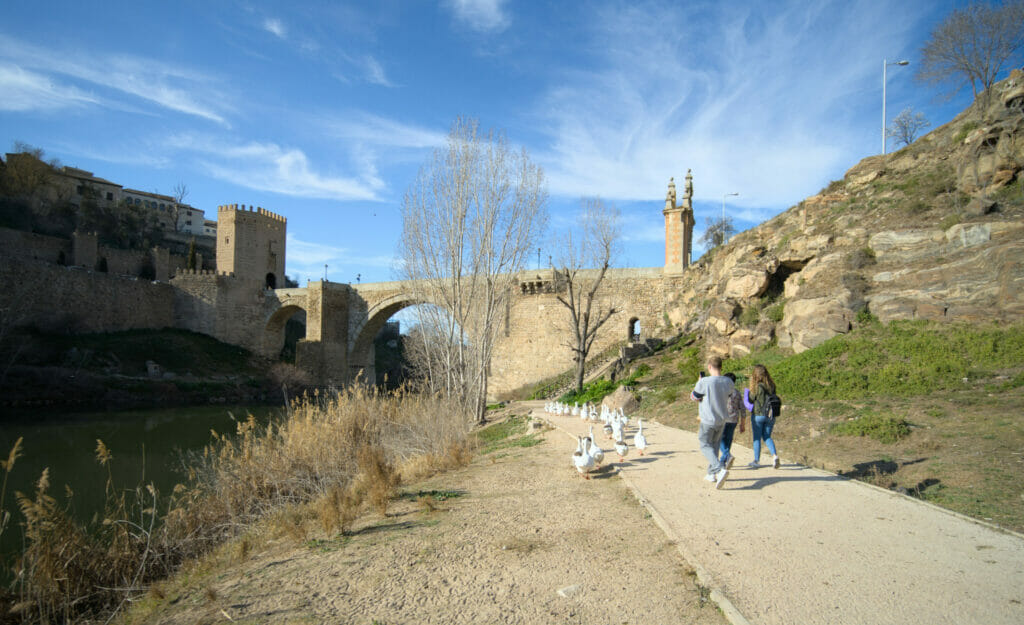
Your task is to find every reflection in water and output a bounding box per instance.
[0,404,282,561]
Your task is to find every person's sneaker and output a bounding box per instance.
[725,455,735,470]
[704,473,716,482]
[747,461,759,469]
[715,468,729,489]
[773,455,781,469]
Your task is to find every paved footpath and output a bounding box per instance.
[528,403,1024,625]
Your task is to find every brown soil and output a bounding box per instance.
[132,418,728,625]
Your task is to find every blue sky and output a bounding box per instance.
[0,0,991,284]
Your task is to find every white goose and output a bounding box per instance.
[634,418,648,455]
[588,425,605,466]
[573,435,596,479]
[614,436,628,463]
[611,413,624,443]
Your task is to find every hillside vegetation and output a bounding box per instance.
[540,320,1024,532]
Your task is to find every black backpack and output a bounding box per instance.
[767,392,782,418]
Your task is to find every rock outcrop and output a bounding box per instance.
[667,70,1024,354]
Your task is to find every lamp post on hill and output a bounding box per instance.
[883,59,910,155]
[722,192,738,243]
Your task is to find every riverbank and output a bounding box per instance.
[120,410,728,625]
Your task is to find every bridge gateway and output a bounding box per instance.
[174,177,696,395]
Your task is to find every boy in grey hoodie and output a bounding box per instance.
[689,355,734,489]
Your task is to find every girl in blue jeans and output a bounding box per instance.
[742,364,780,469]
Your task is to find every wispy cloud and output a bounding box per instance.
[361,55,393,86]
[443,0,510,33]
[325,112,447,149]
[263,17,287,39]
[0,34,230,125]
[534,1,924,210]
[166,134,385,201]
[0,63,101,111]
[286,233,395,281]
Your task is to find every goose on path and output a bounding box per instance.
[634,418,648,455]
[588,425,605,466]
[614,437,628,463]
[573,435,596,479]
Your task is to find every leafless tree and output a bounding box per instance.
[887,107,931,147]
[915,1,1024,107]
[699,215,736,250]
[398,117,547,423]
[169,182,189,233]
[554,197,621,396]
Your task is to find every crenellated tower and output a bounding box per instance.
[663,169,695,275]
[216,204,287,289]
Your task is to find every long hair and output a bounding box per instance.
[749,364,775,394]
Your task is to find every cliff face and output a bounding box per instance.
[667,69,1024,356]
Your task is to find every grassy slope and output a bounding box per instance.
[563,321,1024,532]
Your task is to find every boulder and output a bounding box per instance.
[965,197,996,217]
[601,385,639,414]
[778,291,855,353]
[707,300,740,335]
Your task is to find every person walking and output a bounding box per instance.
[690,356,735,489]
[719,372,744,469]
[743,364,780,469]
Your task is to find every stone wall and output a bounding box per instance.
[171,270,270,354]
[0,256,175,333]
[0,228,71,265]
[488,267,682,396]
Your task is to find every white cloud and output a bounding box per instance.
[362,55,394,87]
[263,17,287,39]
[286,233,395,281]
[0,34,230,125]
[443,0,510,32]
[326,112,447,149]
[533,1,923,211]
[0,63,101,111]
[166,134,385,201]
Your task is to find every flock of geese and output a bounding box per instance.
[543,401,648,479]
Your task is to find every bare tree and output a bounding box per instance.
[169,182,189,233]
[699,215,736,250]
[398,117,547,423]
[554,197,621,396]
[887,107,931,147]
[916,1,1024,107]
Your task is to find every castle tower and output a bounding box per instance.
[663,169,695,275]
[216,204,287,289]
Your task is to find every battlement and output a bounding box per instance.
[217,204,287,224]
[175,268,236,277]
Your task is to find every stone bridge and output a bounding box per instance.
[249,267,683,396]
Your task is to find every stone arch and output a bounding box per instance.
[628,317,641,343]
[349,291,451,384]
[264,304,307,359]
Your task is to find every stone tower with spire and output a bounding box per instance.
[663,169,695,275]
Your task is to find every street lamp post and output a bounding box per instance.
[883,59,910,155]
[722,192,738,245]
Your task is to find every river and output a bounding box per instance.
[0,403,283,566]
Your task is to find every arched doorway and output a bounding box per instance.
[628,317,641,343]
[265,272,277,289]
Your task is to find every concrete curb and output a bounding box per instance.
[537,412,753,625]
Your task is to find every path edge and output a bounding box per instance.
[538,413,753,625]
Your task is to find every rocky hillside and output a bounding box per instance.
[666,69,1024,356]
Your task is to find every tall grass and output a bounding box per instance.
[1,386,472,623]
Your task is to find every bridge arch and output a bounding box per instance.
[264,303,307,359]
[348,291,453,383]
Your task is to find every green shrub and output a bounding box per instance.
[766,302,785,322]
[937,213,963,235]
[829,412,911,443]
[739,306,760,327]
[952,120,979,144]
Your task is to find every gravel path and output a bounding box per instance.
[536,403,1024,625]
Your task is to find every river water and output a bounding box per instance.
[0,404,283,563]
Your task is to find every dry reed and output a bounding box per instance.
[0,385,472,623]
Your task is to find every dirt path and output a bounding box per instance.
[141,415,728,625]
[537,403,1024,625]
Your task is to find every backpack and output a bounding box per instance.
[766,392,782,419]
[726,389,742,421]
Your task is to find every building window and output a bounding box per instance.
[134,198,141,205]
[106,192,113,201]
[76,185,84,195]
